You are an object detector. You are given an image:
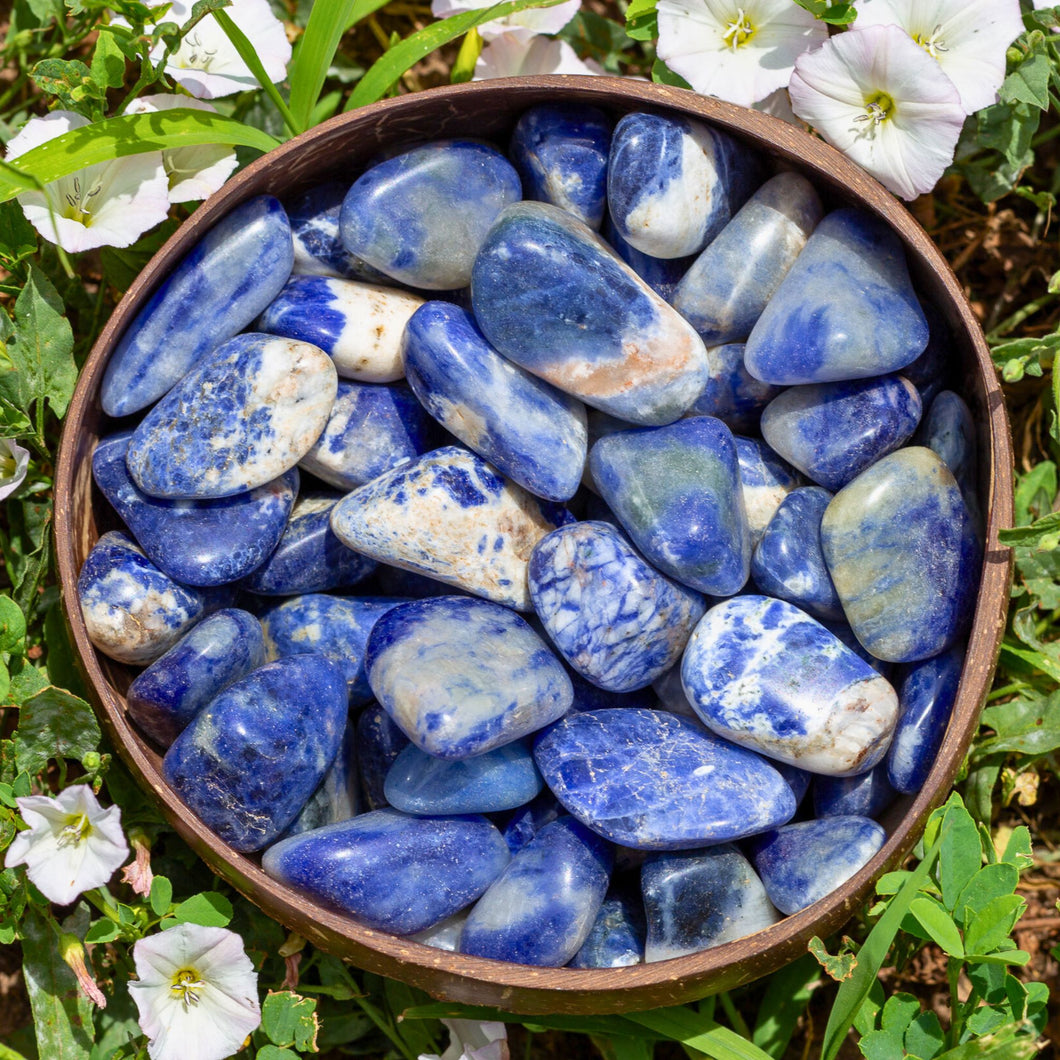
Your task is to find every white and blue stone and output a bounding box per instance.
[163,654,347,852]
[126,608,266,747]
[673,172,823,344]
[258,274,425,383]
[460,816,612,966]
[529,521,707,692]
[641,845,780,961]
[357,701,411,810]
[402,301,588,502]
[471,201,709,426]
[813,763,896,820]
[285,720,358,835]
[688,343,783,432]
[509,102,611,229]
[410,910,468,952]
[761,375,922,492]
[366,596,572,758]
[589,416,750,596]
[735,436,802,547]
[126,334,337,500]
[744,209,929,386]
[750,486,844,622]
[339,140,522,290]
[681,596,899,776]
[607,111,761,259]
[603,216,694,302]
[569,887,646,968]
[262,809,511,933]
[533,708,796,849]
[330,447,567,611]
[93,432,297,587]
[101,195,294,417]
[821,447,981,662]
[750,816,887,915]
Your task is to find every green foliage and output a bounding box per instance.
[790,0,857,24]
[261,991,319,1053]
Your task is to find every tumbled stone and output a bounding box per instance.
[163,654,347,852]
[126,334,337,500]
[402,301,588,501]
[101,195,294,417]
[682,596,899,775]
[903,301,953,406]
[471,201,709,426]
[263,809,511,933]
[589,416,750,596]
[460,816,612,966]
[774,761,813,807]
[357,701,410,810]
[761,375,922,491]
[603,216,694,302]
[918,390,977,503]
[366,595,572,758]
[534,708,796,848]
[813,763,896,819]
[745,209,928,385]
[569,887,646,968]
[410,910,467,952]
[688,343,783,431]
[821,448,980,662]
[735,436,801,547]
[330,447,566,611]
[339,140,522,289]
[642,845,780,962]
[500,791,562,855]
[568,667,661,714]
[286,720,358,835]
[127,608,265,747]
[529,521,707,692]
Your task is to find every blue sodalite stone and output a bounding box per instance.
[534,708,795,849]
[607,111,761,259]
[603,216,694,302]
[243,493,376,596]
[471,201,709,426]
[761,375,922,491]
[509,102,611,229]
[682,596,899,775]
[888,646,963,793]
[918,390,977,502]
[366,595,572,758]
[339,140,522,289]
[673,172,823,344]
[750,486,844,622]
[689,343,783,431]
[258,274,425,383]
[569,666,661,714]
[825,620,891,677]
[642,845,780,962]
[904,301,953,406]
[460,816,612,966]
[261,594,406,705]
[569,887,646,968]
[384,741,543,816]
[745,209,929,385]
[126,334,337,500]
[529,521,707,692]
[101,195,294,417]
[93,432,296,587]
[126,608,265,747]
[589,417,750,596]
[821,448,981,662]
[500,791,562,855]
[357,701,410,810]
[299,381,431,491]
[286,720,358,835]
[735,436,801,547]
[330,447,565,611]
[402,301,588,501]
[163,654,347,851]
[774,761,813,807]
[78,532,209,665]
[813,763,896,819]
[263,809,511,933]
[751,816,887,914]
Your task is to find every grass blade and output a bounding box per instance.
[625,1009,777,1060]
[751,953,820,1058]
[288,0,361,132]
[402,1001,662,1040]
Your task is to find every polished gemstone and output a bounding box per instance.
[286,720,358,835]
[603,216,694,302]
[735,436,802,547]
[568,667,662,714]
[500,791,562,855]
[357,701,410,810]
[813,763,896,820]
[918,390,977,503]
[689,343,783,431]
[569,887,646,968]
[409,910,467,952]
[903,301,953,406]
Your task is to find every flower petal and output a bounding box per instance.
[431,0,581,40]
[473,34,603,79]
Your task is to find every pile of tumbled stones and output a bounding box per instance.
[78,102,982,968]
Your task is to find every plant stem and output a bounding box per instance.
[718,991,752,1040]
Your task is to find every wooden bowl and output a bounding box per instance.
[54,76,1013,1015]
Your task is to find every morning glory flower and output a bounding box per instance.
[61,934,108,1008]
[788,24,966,200]
[0,438,30,501]
[656,0,828,107]
[855,0,1025,114]
[474,32,604,78]
[5,784,129,905]
[418,1019,509,1060]
[4,111,170,253]
[129,923,261,1060]
[432,0,581,40]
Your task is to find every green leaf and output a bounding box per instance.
[449,27,483,84]
[0,200,38,267]
[256,1048,300,1060]
[809,936,858,981]
[998,510,1060,548]
[964,895,1025,957]
[261,991,319,1052]
[954,864,1020,925]
[1013,461,1057,525]
[83,919,122,944]
[909,897,964,957]
[938,800,982,911]
[0,597,26,655]
[751,953,819,1058]
[790,0,857,23]
[859,1029,904,1060]
[625,1009,777,1060]
[930,1021,1039,1060]
[651,58,693,89]
[998,39,1052,110]
[149,875,173,917]
[31,58,107,117]
[13,686,101,776]
[402,1001,659,1040]
[905,1010,945,1060]
[382,978,438,1056]
[624,0,658,40]
[288,0,362,131]
[90,29,128,90]
[1000,827,1033,869]
[171,891,233,928]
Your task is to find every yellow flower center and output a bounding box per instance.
[912,24,947,61]
[722,7,755,51]
[854,92,895,132]
[181,31,218,71]
[62,176,102,226]
[170,968,207,1010]
[58,812,93,847]
[0,450,16,478]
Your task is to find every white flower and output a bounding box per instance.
[753,87,801,125]
[124,95,239,203]
[0,438,30,501]
[656,0,828,108]
[419,1019,509,1060]
[788,25,966,200]
[4,111,170,253]
[5,784,129,905]
[474,32,604,78]
[854,0,1025,114]
[432,0,581,41]
[129,923,261,1060]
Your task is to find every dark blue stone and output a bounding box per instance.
[285,720,358,835]
[569,667,661,714]
[689,343,783,432]
[903,301,953,406]
[917,390,977,503]
[734,436,802,546]
[500,790,562,855]
[357,701,410,810]
[813,763,897,819]
[603,216,694,302]
[569,886,646,968]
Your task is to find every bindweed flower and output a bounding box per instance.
[120,828,154,897]
[419,1019,509,1060]
[61,934,108,1009]
[432,0,581,41]
[788,24,966,200]
[854,0,1025,114]
[129,923,261,1060]
[474,32,604,79]
[5,111,170,253]
[753,87,800,125]
[656,0,828,107]
[5,784,129,905]
[0,438,30,501]
[124,95,239,203]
